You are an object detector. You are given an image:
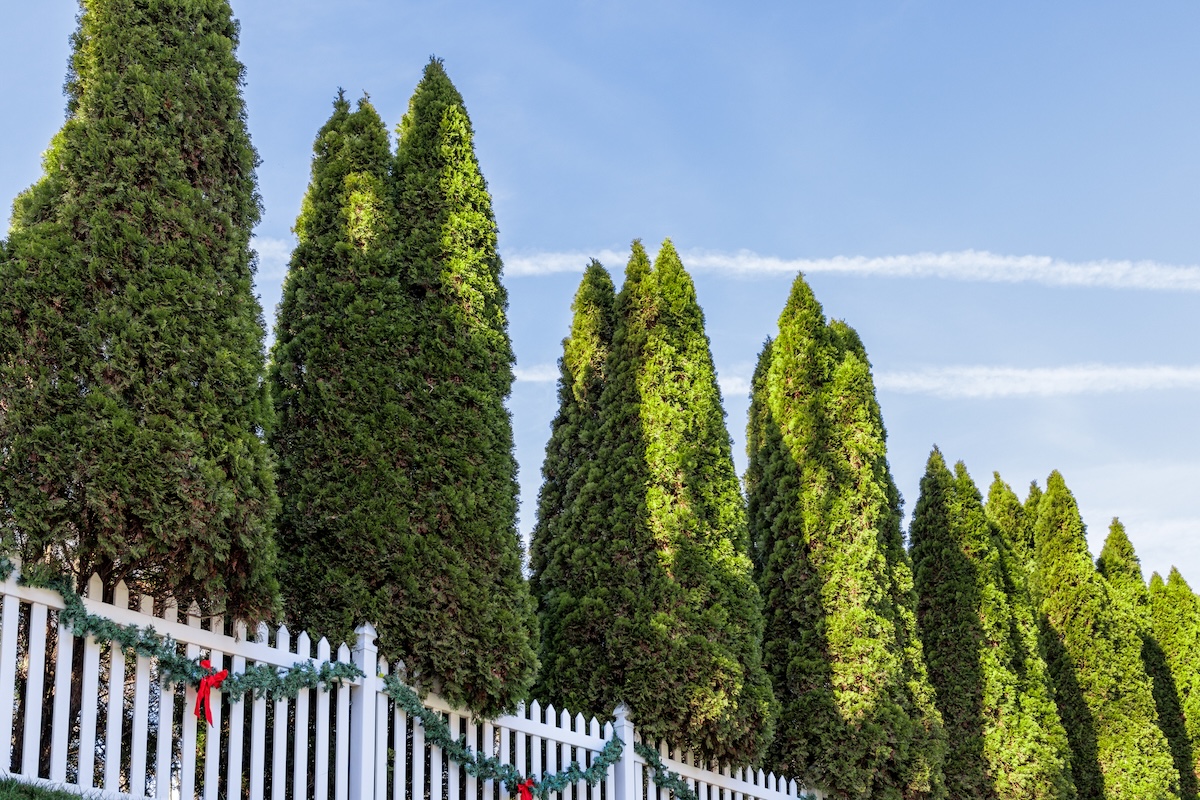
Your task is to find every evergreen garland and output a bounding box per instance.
[16,566,361,702]
[383,674,623,798]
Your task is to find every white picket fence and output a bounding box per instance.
[0,565,821,800]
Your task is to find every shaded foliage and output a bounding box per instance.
[0,0,278,620]
[1149,569,1200,798]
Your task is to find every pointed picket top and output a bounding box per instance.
[186,602,201,628]
[86,574,103,600]
[161,595,179,624]
[137,594,152,615]
[256,621,270,645]
[296,630,312,658]
[530,699,542,721]
[113,580,129,610]
[277,624,291,654]
[561,708,571,729]
[337,642,351,663]
[378,657,389,678]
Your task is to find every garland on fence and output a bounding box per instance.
[383,673,624,799]
[634,743,700,800]
[4,561,362,709]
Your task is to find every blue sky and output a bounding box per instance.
[3,2,1198,582]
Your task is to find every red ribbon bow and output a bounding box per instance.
[194,658,228,727]
[517,779,536,800]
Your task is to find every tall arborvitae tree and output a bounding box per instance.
[0,0,278,619]
[748,272,946,799]
[1099,522,1198,800]
[269,94,404,646]
[986,474,1036,573]
[1031,472,1180,800]
[1149,569,1200,797]
[528,260,615,618]
[910,451,1075,800]
[531,241,775,766]
[358,57,537,716]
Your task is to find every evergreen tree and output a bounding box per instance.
[910,451,1074,800]
[0,0,277,619]
[1031,472,1180,800]
[530,257,614,652]
[268,94,404,647]
[1096,520,1150,622]
[986,474,1036,573]
[747,272,946,799]
[339,57,537,717]
[1149,569,1200,797]
[531,241,775,765]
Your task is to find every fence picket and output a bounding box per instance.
[273,626,292,800]
[23,600,48,779]
[78,575,104,790]
[374,658,388,800]
[180,604,203,800]
[410,692,425,800]
[249,622,270,800]
[102,581,130,792]
[157,597,180,800]
[335,642,351,800]
[128,594,154,796]
[314,637,332,800]
[392,695,407,800]
[226,620,248,800]
[49,603,75,784]
[204,637,224,800]
[293,631,311,800]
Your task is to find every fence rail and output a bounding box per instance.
[0,566,821,800]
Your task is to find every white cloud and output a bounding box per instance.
[513,363,559,383]
[252,235,294,281]
[718,375,751,398]
[504,247,1200,290]
[877,364,1200,398]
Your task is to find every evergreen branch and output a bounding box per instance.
[383,674,623,797]
[634,743,699,800]
[15,569,362,702]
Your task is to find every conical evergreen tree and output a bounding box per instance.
[748,272,946,799]
[1149,569,1200,797]
[268,94,406,647]
[986,474,1036,573]
[531,240,775,765]
[529,259,615,641]
[376,58,537,716]
[1031,472,1180,800]
[910,451,1075,800]
[1099,522,1197,800]
[0,0,277,619]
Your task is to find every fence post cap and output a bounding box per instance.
[613,703,631,723]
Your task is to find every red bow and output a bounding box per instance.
[517,779,536,800]
[194,658,228,727]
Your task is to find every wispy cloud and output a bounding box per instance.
[504,248,1200,290]
[513,363,559,383]
[718,375,751,398]
[877,364,1200,398]
[252,236,294,281]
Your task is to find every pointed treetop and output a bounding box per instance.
[1097,518,1146,592]
[624,238,652,286]
[562,259,616,401]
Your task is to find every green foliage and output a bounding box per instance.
[910,451,1075,800]
[1149,569,1200,797]
[529,260,616,602]
[268,93,400,647]
[986,474,1036,574]
[531,240,775,766]
[384,675,623,797]
[0,0,278,621]
[1031,472,1180,800]
[270,59,538,718]
[1097,520,1150,623]
[747,273,946,799]
[0,778,85,800]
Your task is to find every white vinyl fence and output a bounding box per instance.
[0,565,821,800]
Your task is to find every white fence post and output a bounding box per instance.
[349,622,379,800]
[612,704,638,800]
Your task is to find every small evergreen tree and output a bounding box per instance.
[748,272,946,799]
[910,451,1074,800]
[529,259,615,652]
[375,57,537,716]
[1149,569,1200,797]
[0,0,277,619]
[1031,472,1180,800]
[268,94,403,646]
[531,241,775,765]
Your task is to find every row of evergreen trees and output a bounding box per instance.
[3,3,1200,799]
